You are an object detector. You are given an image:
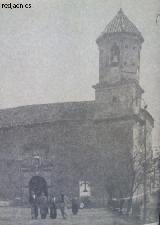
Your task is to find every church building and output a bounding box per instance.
[0,9,153,205]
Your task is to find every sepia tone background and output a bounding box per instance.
[0,1,159,224]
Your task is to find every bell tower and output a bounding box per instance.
[93,9,144,119]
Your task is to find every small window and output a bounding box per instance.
[112,96,117,103]
[133,46,136,50]
[124,61,127,66]
[125,44,128,48]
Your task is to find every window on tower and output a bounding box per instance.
[112,96,118,103]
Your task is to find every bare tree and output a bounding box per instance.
[100,144,146,214]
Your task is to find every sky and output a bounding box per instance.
[0,0,160,145]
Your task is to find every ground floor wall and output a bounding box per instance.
[0,118,142,206]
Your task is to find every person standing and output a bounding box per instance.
[29,191,38,219]
[49,194,57,219]
[39,192,48,219]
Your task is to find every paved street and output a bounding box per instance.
[0,207,140,225]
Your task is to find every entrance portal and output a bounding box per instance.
[29,176,48,198]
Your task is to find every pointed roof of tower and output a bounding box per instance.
[97,9,144,43]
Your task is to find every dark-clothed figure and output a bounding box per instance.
[29,191,38,219]
[39,192,48,219]
[72,197,79,215]
[157,190,160,225]
[59,193,67,219]
[49,195,57,219]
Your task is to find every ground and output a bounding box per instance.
[0,207,142,225]
[145,224,157,225]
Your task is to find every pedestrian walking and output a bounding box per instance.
[59,193,67,219]
[39,192,48,219]
[72,197,79,215]
[49,194,57,219]
[29,191,38,219]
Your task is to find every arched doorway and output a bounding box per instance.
[29,176,48,198]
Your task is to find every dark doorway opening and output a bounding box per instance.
[29,176,48,198]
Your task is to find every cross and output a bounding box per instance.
[81,181,89,192]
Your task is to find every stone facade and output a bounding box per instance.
[0,9,154,206]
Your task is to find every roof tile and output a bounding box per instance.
[98,9,144,42]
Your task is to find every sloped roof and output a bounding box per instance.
[0,101,95,129]
[97,9,144,43]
